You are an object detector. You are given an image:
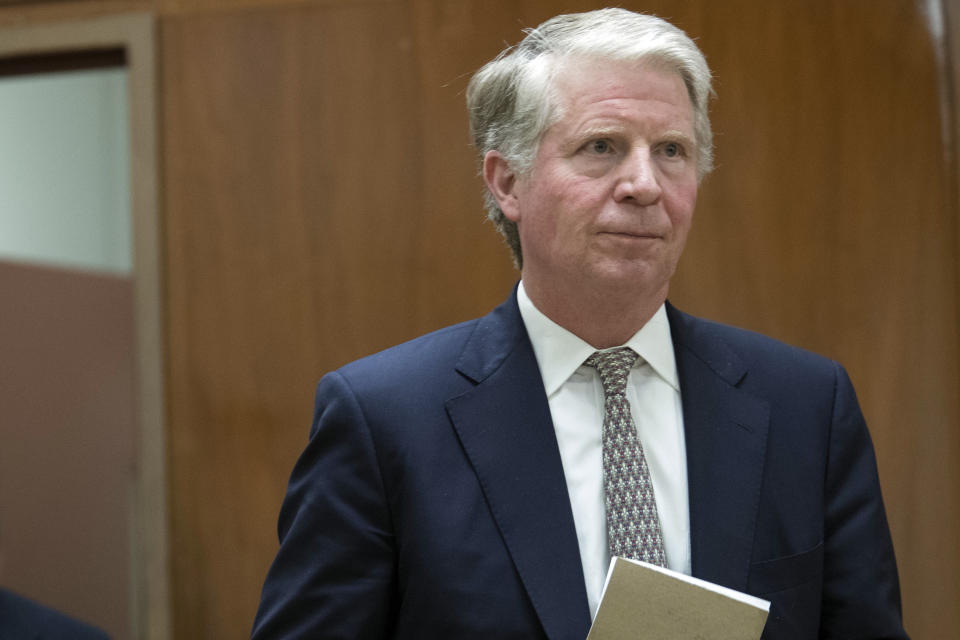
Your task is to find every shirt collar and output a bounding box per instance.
[517,281,679,396]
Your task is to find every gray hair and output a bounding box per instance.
[466,8,714,267]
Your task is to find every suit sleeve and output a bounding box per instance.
[251,372,396,639]
[819,363,908,639]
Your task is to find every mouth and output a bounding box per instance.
[598,230,662,240]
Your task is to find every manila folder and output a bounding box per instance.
[587,557,770,640]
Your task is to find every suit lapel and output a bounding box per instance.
[668,304,770,591]
[445,292,592,640]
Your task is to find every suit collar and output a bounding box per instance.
[667,303,770,590]
[517,281,679,394]
[453,287,527,384]
[448,288,592,640]
[666,302,748,387]
[448,294,770,628]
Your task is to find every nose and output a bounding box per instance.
[613,148,662,205]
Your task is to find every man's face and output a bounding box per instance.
[496,59,699,304]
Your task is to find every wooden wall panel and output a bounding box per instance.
[0,0,386,27]
[162,3,515,637]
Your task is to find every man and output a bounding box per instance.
[252,9,907,639]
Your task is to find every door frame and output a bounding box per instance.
[0,13,169,640]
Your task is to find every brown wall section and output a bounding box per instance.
[1,1,957,638]
[162,5,436,634]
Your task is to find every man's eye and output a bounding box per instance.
[662,142,683,158]
[589,139,611,154]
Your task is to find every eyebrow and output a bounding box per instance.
[572,124,696,149]
[660,129,697,149]
[573,124,626,140]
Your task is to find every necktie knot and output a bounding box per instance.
[584,347,638,398]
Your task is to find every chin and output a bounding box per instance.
[589,263,669,295]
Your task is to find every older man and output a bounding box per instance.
[252,9,906,639]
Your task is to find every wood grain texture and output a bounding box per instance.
[161,3,517,637]
[0,0,390,27]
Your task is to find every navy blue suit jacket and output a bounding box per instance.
[252,290,906,639]
[0,588,110,640]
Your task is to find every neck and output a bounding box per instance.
[522,277,667,349]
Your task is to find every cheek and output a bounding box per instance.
[524,183,585,237]
[666,180,698,231]
[515,200,560,256]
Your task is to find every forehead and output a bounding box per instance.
[549,57,694,129]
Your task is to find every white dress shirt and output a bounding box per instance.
[516,282,691,619]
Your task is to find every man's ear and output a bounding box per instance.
[483,151,522,222]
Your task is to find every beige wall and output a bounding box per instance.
[0,1,957,638]
[0,260,135,639]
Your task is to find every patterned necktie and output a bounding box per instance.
[585,347,667,567]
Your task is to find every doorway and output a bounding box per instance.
[0,14,167,640]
